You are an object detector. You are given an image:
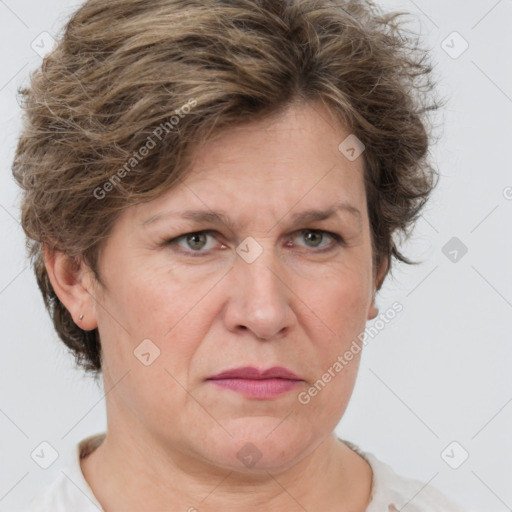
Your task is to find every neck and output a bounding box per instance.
[80,426,372,512]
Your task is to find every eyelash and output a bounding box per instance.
[163,229,345,257]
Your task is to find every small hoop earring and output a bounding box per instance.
[79,314,84,321]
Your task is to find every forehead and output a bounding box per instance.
[188,100,361,177]
[128,101,368,227]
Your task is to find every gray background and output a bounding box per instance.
[1,0,511,510]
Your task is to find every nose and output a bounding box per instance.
[222,242,295,340]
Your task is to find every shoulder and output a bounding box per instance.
[21,433,105,512]
[341,439,470,512]
[21,473,73,512]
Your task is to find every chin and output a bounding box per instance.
[202,417,319,474]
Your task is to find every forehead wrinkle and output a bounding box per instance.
[141,199,362,234]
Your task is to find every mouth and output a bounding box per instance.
[206,366,303,399]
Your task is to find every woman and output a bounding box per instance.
[13,0,468,510]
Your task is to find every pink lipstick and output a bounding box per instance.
[207,366,302,399]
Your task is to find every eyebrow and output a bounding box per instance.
[141,201,362,231]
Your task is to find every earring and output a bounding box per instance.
[79,314,84,321]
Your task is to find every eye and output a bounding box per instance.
[164,229,344,257]
[165,230,223,256]
[290,229,344,251]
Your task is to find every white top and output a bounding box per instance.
[22,433,468,512]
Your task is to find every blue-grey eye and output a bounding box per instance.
[302,230,325,247]
[184,232,208,250]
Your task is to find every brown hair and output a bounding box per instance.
[12,0,442,376]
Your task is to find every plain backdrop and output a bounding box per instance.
[1,0,511,511]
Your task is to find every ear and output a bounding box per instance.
[367,255,389,321]
[42,245,98,331]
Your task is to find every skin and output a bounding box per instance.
[45,99,388,512]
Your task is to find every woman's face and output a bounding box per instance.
[90,101,383,472]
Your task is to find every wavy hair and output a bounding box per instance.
[12,0,442,375]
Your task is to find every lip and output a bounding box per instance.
[207,366,303,399]
[208,366,300,380]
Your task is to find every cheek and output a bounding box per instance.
[308,263,372,344]
[97,261,218,383]
[98,256,182,335]
[294,272,369,431]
